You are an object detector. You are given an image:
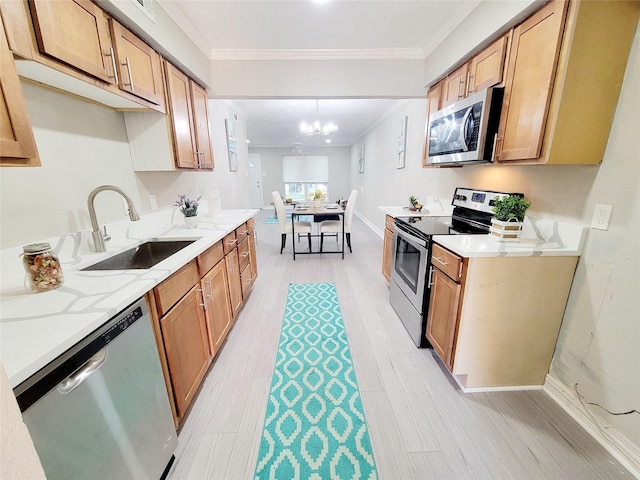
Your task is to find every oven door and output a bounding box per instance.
[390,225,428,313]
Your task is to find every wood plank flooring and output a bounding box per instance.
[167,209,632,480]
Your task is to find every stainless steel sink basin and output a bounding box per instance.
[81,240,196,271]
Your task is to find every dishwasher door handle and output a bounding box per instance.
[57,349,107,395]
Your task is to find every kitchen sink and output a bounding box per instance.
[81,240,196,271]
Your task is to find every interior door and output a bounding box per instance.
[248,153,263,208]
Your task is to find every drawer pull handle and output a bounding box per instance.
[427,266,434,287]
[105,47,119,84]
[122,57,134,91]
[196,287,205,307]
[432,256,448,266]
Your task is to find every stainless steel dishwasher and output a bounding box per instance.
[14,298,177,480]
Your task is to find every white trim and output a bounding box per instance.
[356,211,383,239]
[543,374,640,478]
[209,48,426,61]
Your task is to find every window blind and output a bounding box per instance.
[282,156,329,183]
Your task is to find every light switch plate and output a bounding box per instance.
[591,204,612,230]
[149,194,158,210]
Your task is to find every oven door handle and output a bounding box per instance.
[394,224,427,248]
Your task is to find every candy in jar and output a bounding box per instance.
[22,243,64,293]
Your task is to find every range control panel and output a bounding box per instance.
[451,187,524,214]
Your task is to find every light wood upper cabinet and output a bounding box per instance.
[441,63,468,108]
[421,82,442,167]
[109,18,164,109]
[164,60,213,170]
[440,35,508,109]
[0,20,40,166]
[190,81,214,169]
[29,0,116,84]
[496,0,639,165]
[467,34,507,95]
[495,0,567,162]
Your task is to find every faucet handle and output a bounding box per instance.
[102,226,111,243]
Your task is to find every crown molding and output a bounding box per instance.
[209,48,426,61]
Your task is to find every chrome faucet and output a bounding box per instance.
[87,185,141,252]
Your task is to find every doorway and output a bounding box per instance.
[248,154,264,209]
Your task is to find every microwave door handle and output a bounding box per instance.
[460,106,473,151]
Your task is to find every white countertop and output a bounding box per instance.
[433,216,588,258]
[0,208,258,388]
[379,204,454,218]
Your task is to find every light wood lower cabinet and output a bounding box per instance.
[382,215,394,282]
[201,259,233,358]
[426,243,579,389]
[226,248,243,317]
[160,285,211,419]
[247,219,258,285]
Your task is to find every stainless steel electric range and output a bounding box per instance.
[389,187,523,347]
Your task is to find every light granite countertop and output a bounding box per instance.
[434,216,588,258]
[0,208,258,388]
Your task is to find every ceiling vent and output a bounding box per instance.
[131,0,155,22]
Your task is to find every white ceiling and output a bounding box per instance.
[165,0,481,148]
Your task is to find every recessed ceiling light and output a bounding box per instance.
[325,139,332,143]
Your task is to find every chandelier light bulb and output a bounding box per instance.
[299,100,338,138]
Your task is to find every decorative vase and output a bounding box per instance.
[489,217,523,242]
[184,216,199,229]
[313,199,323,208]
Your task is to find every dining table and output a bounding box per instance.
[291,203,345,260]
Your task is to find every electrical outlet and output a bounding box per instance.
[149,194,158,210]
[591,204,612,230]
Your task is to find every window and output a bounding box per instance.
[282,155,328,202]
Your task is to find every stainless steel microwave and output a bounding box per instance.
[426,87,503,166]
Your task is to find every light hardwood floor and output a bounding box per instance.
[167,209,632,480]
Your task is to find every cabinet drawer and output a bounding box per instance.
[223,231,237,255]
[235,222,249,243]
[431,244,463,281]
[197,240,224,276]
[238,237,250,273]
[154,260,199,316]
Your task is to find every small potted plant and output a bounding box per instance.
[175,194,201,228]
[489,194,531,242]
[408,195,423,212]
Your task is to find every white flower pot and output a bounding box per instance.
[313,200,323,208]
[489,217,523,242]
[184,216,199,229]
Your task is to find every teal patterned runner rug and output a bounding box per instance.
[254,283,377,480]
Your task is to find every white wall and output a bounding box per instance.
[249,146,352,206]
[352,22,640,452]
[0,85,251,249]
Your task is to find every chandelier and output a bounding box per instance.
[300,100,338,137]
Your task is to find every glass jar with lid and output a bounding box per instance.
[22,243,64,293]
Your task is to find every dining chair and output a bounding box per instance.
[319,189,358,253]
[271,191,312,254]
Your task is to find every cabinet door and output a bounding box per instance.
[190,81,214,169]
[29,0,116,84]
[496,0,567,162]
[426,267,461,370]
[240,263,253,300]
[382,219,394,282]
[160,286,210,418]
[226,249,243,317]
[467,35,507,94]
[248,227,258,284]
[441,63,468,108]
[164,61,196,169]
[109,19,164,108]
[0,21,39,166]
[202,260,233,357]
[237,237,250,273]
[422,82,442,166]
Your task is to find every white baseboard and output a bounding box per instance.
[543,374,640,479]
[356,210,383,239]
